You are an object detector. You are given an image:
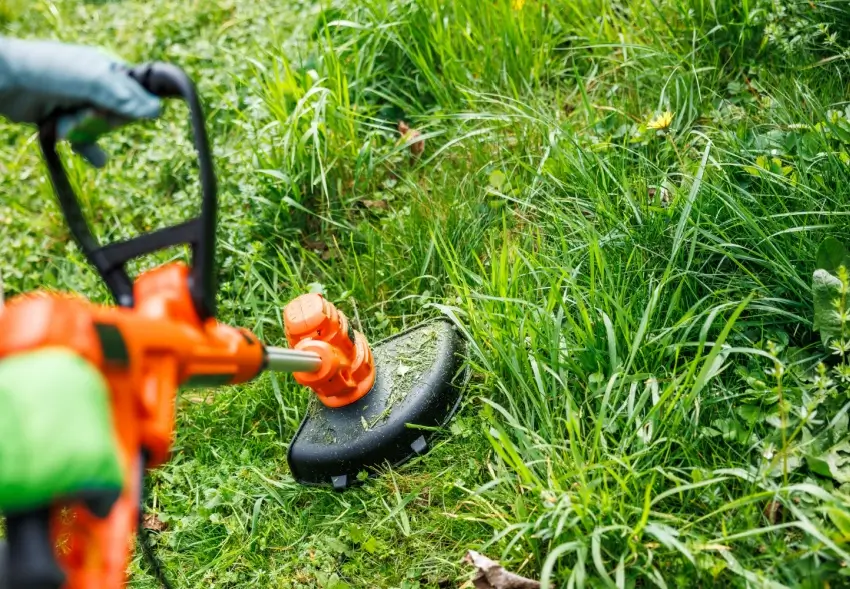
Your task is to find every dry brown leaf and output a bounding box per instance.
[398,120,425,157]
[142,512,167,532]
[463,550,540,589]
[362,199,389,210]
[648,185,670,208]
[764,500,783,524]
[302,237,339,260]
[303,238,329,252]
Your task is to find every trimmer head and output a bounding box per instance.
[287,319,468,489]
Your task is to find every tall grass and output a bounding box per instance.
[236,0,850,585]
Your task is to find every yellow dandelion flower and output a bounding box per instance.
[512,0,526,9]
[647,110,674,131]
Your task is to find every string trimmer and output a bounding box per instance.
[0,63,467,589]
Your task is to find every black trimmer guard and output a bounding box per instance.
[287,319,468,489]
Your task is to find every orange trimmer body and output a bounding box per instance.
[0,263,266,588]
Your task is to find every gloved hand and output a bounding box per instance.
[0,36,161,167]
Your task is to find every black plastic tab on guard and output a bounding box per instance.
[411,435,427,455]
[287,319,468,488]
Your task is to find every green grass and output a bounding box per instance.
[4,0,850,587]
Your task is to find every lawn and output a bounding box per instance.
[3,0,850,587]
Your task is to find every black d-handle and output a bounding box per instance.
[3,509,65,589]
[38,62,218,320]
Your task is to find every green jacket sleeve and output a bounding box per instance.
[0,348,123,513]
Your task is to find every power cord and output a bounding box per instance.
[138,460,174,589]
[139,518,174,589]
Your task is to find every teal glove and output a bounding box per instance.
[0,36,161,167]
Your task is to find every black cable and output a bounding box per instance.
[137,455,174,589]
[139,520,174,589]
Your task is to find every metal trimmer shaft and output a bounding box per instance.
[264,346,322,373]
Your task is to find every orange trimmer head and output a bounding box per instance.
[286,317,469,489]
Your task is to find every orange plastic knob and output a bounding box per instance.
[283,294,375,407]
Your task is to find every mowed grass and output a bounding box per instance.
[3,0,850,587]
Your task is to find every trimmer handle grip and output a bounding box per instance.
[3,509,65,589]
[126,62,192,99]
[124,61,218,319]
[38,61,219,320]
